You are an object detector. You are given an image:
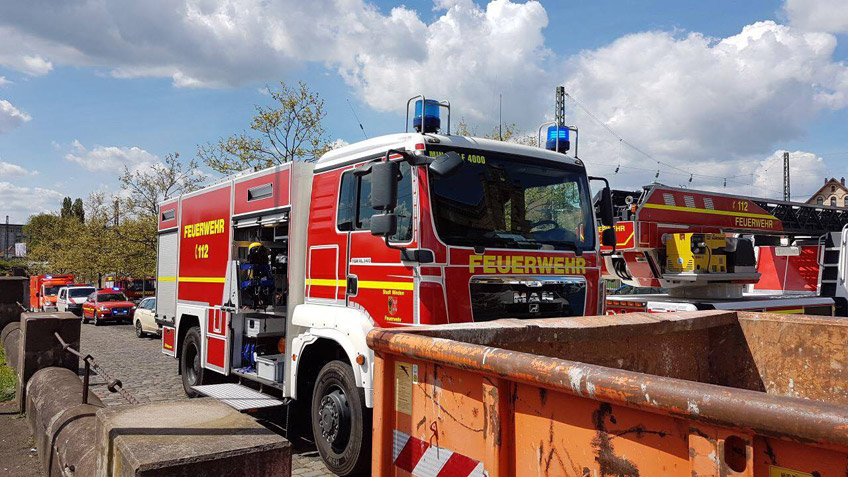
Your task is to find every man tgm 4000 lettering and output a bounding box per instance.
[155,97,614,475]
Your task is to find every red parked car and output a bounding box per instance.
[81,289,136,326]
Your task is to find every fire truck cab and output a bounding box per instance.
[29,274,75,312]
[155,98,612,475]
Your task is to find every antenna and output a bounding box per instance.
[498,93,503,141]
[346,99,367,140]
[783,151,791,201]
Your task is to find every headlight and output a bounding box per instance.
[98,305,109,311]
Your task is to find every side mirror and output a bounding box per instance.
[428,151,463,176]
[370,213,397,237]
[602,227,617,247]
[370,161,399,211]
[599,186,615,227]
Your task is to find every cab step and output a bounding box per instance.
[192,383,285,411]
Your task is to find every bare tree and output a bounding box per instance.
[119,152,204,217]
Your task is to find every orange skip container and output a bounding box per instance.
[367,311,848,477]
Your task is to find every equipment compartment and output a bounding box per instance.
[246,315,286,338]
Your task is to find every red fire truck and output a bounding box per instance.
[155,97,615,475]
[103,276,155,302]
[29,274,75,312]
[601,184,848,315]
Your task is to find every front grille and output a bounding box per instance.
[469,276,586,322]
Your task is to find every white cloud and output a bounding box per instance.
[564,21,848,189]
[0,99,31,133]
[0,1,846,181]
[0,77,9,87]
[0,182,64,223]
[751,150,831,201]
[65,140,158,173]
[0,160,36,177]
[784,0,848,33]
[0,0,551,122]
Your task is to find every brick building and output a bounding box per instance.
[807,177,848,207]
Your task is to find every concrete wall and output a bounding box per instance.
[0,276,27,331]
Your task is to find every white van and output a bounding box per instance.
[57,285,96,316]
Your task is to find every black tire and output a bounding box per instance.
[82,314,89,324]
[180,326,216,397]
[93,312,101,326]
[311,360,371,476]
[135,320,145,338]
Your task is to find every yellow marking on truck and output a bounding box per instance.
[158,276,176,282]
[178,277,226,283]
[183,218,226,239]
[643,203,777,220]
[305,278,346,287]
[469,255,586,274]
[305,278,413,291]
[359,280,413,291]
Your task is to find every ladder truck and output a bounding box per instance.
[601,184,848,315]
[154,95,616,475]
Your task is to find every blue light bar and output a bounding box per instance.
[545,125,570,153]
[413,99,440,133]
[112,287,120,291]
[45,275,52,279]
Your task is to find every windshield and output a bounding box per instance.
[98,293,127,302]
[69,288,95,298]
[428,146,595,251]
[43,285,61,295]
[126,279,155,291]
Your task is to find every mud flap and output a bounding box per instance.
[162,326,176,357]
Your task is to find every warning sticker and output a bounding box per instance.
[395,362,412,415]
[769,466,813,477]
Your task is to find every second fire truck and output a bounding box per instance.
[155,96,615,475]
[601,184,848,315]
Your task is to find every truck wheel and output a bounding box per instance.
[311,360,371,476]
[180,326,214,397]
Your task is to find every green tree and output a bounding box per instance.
[71,198,85,222]
[454,120,536,146]
[60,197,73,218]
[198,81,331,173]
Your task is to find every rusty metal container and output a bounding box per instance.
[367,310,848,477]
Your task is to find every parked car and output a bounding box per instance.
[81,289,136,326]
[133,297,159,337]
[56,285,96,316]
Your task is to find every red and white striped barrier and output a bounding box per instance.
[392,430,486,477]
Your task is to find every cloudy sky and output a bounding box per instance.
[0,0,847,222]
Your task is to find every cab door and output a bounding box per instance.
[344,161,417,326]
[57,289,66,312]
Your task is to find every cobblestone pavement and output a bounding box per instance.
[80,321,333,476]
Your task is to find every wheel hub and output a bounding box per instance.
[317,389,349,445]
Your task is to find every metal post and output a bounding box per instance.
[4,215,8,259]
[82,360,90,404]
[784,151,791,201]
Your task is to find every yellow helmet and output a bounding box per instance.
[249,242,262,251]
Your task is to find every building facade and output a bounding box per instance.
[0,221,25,258]
[806,178,848,207]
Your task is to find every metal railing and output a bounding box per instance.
[54,332,139,405]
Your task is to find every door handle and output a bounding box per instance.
[346,276,358,295]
